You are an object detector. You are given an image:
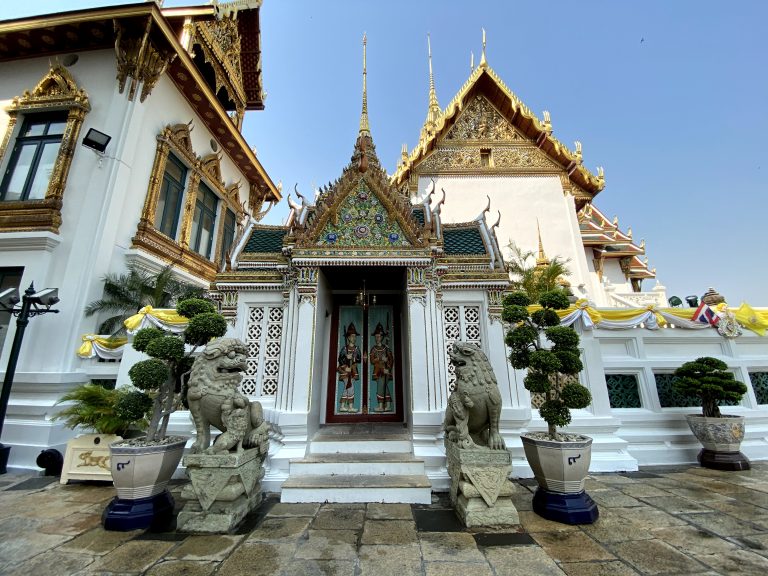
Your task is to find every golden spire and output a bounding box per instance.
[536,219,550,267]
[400,143,408,165]
[479,28,487,68]
[359,33,370,135]
[427,34,440,117]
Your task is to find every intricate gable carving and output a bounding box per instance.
[419,145,558,173]
[445,95,521,142]
[200,153,224,188]
[166,122,195,159]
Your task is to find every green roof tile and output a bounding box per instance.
[443,227,487,255]
[243,228,287,253]
[412,207,425,227]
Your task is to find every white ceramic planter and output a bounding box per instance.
[685,414,745,452]
[522,434,593,494]
[109,437,186,499]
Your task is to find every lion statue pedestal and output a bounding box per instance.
[443,342,520,527]
[176,338,270,533]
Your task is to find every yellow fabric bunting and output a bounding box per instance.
[732,303,768,336]
[124,306,188,334]
[77,334,128,359]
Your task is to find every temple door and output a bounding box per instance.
[326,296,403,423]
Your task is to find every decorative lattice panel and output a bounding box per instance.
[530,374,576,409]
[749,372,768,405]
[654,373,740,408]
[240,306,283,396]
[606,374,642,409]
[443,305,482,392]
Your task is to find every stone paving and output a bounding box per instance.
[2,462,768,575]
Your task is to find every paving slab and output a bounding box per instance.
[358,545,424,576]
[678,511,768,537]
[167,534,244,561]
[366,503,414,520]
[266,503,321,517]
[57,526,142,555]
[637,494,714,514]
[86,540,175,573]
[695,549,768,575]
[246,517,312,542]
[482,545,566,576]
[530,531,614,563]
[559,560,638,576]
[144,559,219,576]
[294,529,358,560]
[4,549,97,576]
[312,507,365,530]
[279,559,356,576]
[217,542,295,576]
[650,525,741,556]
[424,561,494,575]
[0,531,72,567]
[361,519,418,545]
[518,510,579,533]
[419,531,486,563]
[610,539,708,575]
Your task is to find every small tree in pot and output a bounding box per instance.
[104,298,228,531]
[503,289,597,524]
[674,357,749,470]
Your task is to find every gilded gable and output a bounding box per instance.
[444,95,522,142]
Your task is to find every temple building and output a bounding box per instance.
[1,2,767,492]
[0,1,279,469]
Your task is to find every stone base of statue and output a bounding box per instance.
[445,439,519,527]
[176,448,265,533]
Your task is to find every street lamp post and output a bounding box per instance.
[0,282,60,474]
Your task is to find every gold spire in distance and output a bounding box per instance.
[359,33,370,135]
[479,28,487,68]
[421,33,441,137]
[536,219,550,267]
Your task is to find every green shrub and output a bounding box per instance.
[176,298,216,319]
[184,312,228,346]
[54,383,150,436]
[145,335,185,362]
[129,358,170,392]
[673,357,747,418]
[503,289,591,439]
[133,327,164,352]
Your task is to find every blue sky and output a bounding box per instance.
[3,1,767,305]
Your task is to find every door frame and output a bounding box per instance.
[325,294,404,423]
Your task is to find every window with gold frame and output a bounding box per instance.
[0,65,90,233]
[133,122,246,281]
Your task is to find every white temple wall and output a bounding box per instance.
[416,175,593,288]
[595,328,768,466]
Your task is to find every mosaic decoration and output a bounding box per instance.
[443,305,482,392]
[749,372,768,405]
[655,373,739,408]
[240,306,283,397]
[318,180,410,248]
[605,374,642,409]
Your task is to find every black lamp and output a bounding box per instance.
[685,295,699,308]
[667,296,683,307]
[82,128,111,153]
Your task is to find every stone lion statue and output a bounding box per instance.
[187,337,269,455]
[443,342,505,450]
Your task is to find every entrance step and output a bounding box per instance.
[280,474,432,504]
[280,424,432,504]
[289,453,426,476]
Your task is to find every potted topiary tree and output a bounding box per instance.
[55,383,151,484]
[674,357,749,470]
[503,289,598,524]
[103,298,227,531]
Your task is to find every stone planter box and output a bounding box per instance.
[685,414,750,470]
[60,433,122,484]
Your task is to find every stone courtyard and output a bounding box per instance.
[2,463,768,576]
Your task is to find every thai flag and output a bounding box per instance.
[692,303,720,326]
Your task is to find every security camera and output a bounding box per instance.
[31,288,59,307]
[0,287,20,309]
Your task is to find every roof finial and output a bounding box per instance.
[424,34,441,127]
[470,51,474,73]
[359,33,370,135]
[480,28,487,68]
[536,219,549,267]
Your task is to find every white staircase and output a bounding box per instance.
[280,424,432,504]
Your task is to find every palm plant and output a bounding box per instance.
[506,242,571,303]
[85,264,203,335]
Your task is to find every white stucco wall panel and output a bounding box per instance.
[418,175,592,291]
